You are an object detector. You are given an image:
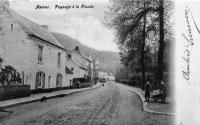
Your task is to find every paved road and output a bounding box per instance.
[0,81,174,125]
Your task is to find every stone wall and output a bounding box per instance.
[0,85,30,101]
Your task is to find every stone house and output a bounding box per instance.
[65,65,73,87]
[68,46,93,81]
[0,2,71,90]
[65,51,76,87]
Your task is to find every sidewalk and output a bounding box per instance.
[117,83,175,115]
[0,83,101,109]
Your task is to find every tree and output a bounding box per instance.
[105,0,156,88]
[0,65,22,86]
[105,0,173,87]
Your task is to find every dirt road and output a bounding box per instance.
[0,81,174,125]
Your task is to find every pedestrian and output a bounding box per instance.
[145,81,151,102]
[160,81,166,103]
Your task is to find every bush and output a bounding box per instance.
[0,65,22,86]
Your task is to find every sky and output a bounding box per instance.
[8,0,118,52]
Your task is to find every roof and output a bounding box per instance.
[67,58,86,71]
[72,47,92,63]
[79,66,87,70]
[80,51,92,63]
[65,66,73,74]
[74,58,87,70]
[4,5,64,50]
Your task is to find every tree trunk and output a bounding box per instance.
[158,0,164,82]
[141,0,146,90]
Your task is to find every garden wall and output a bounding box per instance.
[0,85,30,101]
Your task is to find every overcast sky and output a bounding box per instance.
[8,0,118,52]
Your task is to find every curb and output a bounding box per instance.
[127,88,175,115]
[0,84,101,109]
[117,83,175,115]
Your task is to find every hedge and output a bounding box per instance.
[0,85,30,101]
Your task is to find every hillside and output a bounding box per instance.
[52,32,121,73]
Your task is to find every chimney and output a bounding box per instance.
[0,0,9,7]
[75,46,80,51]
[41,25,48,30]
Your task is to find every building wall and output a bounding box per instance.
[68,51,87,79]
[65,74,73,87]
[70,50,94,81]
[65,55,86,79]
[0,8,68,90]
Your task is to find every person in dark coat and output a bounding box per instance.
[145,81,151,102]
[160,81,167,103]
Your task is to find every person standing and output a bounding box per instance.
[145,81,151,102]
[160,81,166,103]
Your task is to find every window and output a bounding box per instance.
[36,72,45,89]
[38,45,43,63]
[58,52,61,67]
[68,54,72,59]
[11,24,13,30]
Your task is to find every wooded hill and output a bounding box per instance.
[52,32,121,74]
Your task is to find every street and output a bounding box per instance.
[0,82,174,125]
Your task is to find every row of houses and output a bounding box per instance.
[98,71,115,81]
[0,1,100,91]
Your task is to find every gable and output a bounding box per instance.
[3,5,64,50]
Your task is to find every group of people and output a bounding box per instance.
[144,80,166,103]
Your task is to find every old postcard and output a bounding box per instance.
[0,0,199,125]
[175,0,200,125]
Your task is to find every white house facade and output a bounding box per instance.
[0,3,71,90]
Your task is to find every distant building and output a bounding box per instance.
[98,71,115,81]
[107,72,115,81]
[68,46,93,82]
[65,52,74,87]
[0,2,72,90]
[65,51,81,84]
[98,71,107,79]
[93,60,100,80]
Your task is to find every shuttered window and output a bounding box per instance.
[58,52,61,67]
[38,45,43,63]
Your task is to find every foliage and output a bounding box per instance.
[0,65,22,86]
[0,57,3,63]
[105,0,174,87]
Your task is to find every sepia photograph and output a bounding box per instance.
[1,0,198,125]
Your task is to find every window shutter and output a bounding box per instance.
[60,75,62,87]
[42,73,45,89]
